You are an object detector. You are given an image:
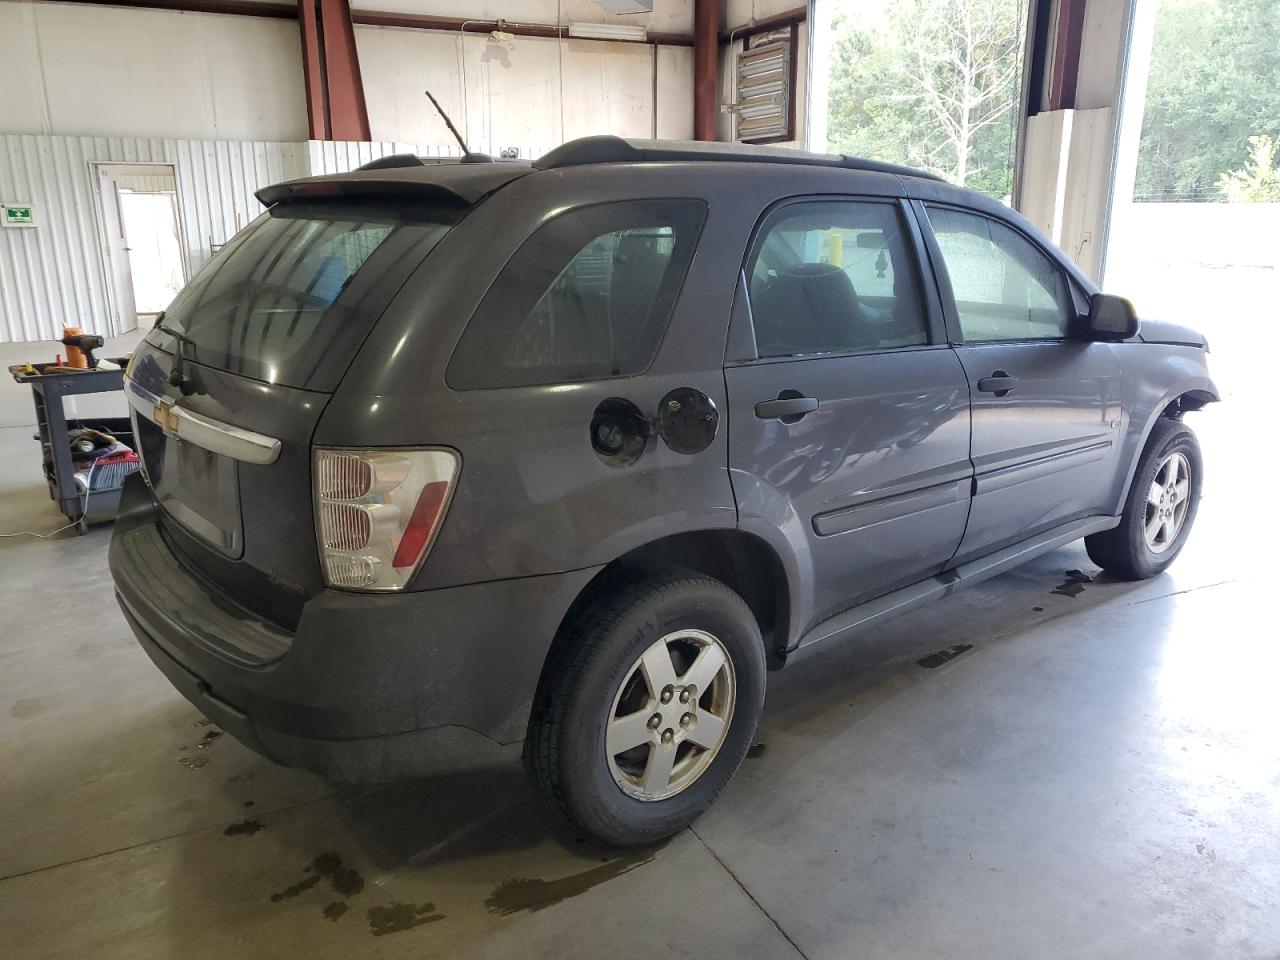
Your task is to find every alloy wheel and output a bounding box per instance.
[1144,451,1191,554]
[605,629,736,801]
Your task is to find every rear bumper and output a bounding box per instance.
[110,475,600,781]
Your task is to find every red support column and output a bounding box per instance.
[297,0,328,139]
[297,0,371,142]
[693,0,720,141]
[1049,0,1087,111]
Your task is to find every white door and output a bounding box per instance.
[96,166,138,334]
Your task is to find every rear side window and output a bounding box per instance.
[151,201,457,390]
[747,201,929,358]
[448,199,706,390]
[925,206,1074,341]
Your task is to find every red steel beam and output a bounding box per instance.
[693,0,720,141]
[297,0,329,139]
[37,1,695,45]
[1048,0,1087,110]
[318,0,371,140]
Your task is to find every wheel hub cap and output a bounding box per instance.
[605,629,735,801]
[1144,451,1191,554]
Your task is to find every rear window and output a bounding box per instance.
[447,199,706,390]
[150,201,457,390]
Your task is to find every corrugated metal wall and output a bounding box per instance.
[0,134,311,342]
[0,135,544,343]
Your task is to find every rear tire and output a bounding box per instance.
[1085,418,1202,580]
[524,570,766,847]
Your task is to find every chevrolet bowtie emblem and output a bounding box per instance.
[154,399,181,439]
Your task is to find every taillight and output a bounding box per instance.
[314,447,459,591]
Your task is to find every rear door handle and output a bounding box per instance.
[977,371,1019,397]
[754,395,819,421]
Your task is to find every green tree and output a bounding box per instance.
[1135,0,1280,201]
[824,0,1026,199]
[1218,135,1280,202]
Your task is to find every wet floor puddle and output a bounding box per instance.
[917,643,973,668]
[1052,569,1095,598]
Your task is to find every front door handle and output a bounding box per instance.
[755,394,819,422]
[977,371,1019,397]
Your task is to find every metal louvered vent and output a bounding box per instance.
[735,32,792,144]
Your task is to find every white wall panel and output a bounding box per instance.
[656,45,695,140]
[305,139,463,174]
[0,135,308,343]
[350,0,694,33]
[0,2,307,142]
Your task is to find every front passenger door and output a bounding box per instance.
[725,198,973,629]
[921,204,1123,564]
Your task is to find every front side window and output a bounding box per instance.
[448,200,706,389]
[926,206,1074,342]
[747,201,929,359]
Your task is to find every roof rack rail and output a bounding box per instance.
[533,136,945,182]
[356,152,496,172]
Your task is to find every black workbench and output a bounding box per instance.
[9,360,131,529]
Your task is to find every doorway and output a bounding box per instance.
[94,163,186,335]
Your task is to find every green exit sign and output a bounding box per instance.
[2,204,36,227]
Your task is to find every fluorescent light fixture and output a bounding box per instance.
[567,22,648,42]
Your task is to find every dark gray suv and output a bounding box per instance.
[110,137,1217,846]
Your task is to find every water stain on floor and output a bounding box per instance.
[917,644,973,669]
[747,742,767,759]
[1052,569,1094,598]
[322,901,349,922]
[485,849,658,916]
[223,818,264,837]
[270,852,366,903]
[177,755,209,770]
[196,730,223,749]
[367,901,444,936]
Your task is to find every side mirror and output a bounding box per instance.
[1082,292,1139,341]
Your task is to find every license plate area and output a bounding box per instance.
[134,412,243,558]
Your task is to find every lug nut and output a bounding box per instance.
[661,729,674,744]
[648,714,662,729]
[680,713,694,727]
[679,688,691,704]
[660,686,674,704]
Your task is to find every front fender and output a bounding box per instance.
[1110,341,1218,513]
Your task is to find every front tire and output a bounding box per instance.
[524,570,766,847]
[1085,418,1202,579]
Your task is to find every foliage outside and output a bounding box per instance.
[1136,0,1280,202]
[1217,136,1280,203]
[823,0,1026,200]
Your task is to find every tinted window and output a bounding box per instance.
[448,200,706,389]
[748,201,928,358]
[926,206,1073,341]
[151,201,456,390]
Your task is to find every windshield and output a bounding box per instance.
[150,201,457,390]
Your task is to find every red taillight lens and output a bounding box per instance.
[392,480,453,568]
[314,448,458,591]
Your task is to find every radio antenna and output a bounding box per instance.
[425,89,471,156]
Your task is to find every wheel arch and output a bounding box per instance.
[551,529,793,673]
[1115,383,1216,513]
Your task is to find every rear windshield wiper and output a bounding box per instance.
[152,312,198,395]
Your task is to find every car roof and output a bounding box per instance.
[255,136,949,210]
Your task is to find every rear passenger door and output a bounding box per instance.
[725,198,973,627]
[918,203,1123,563]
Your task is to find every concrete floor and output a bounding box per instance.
[1,339,1277,959]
